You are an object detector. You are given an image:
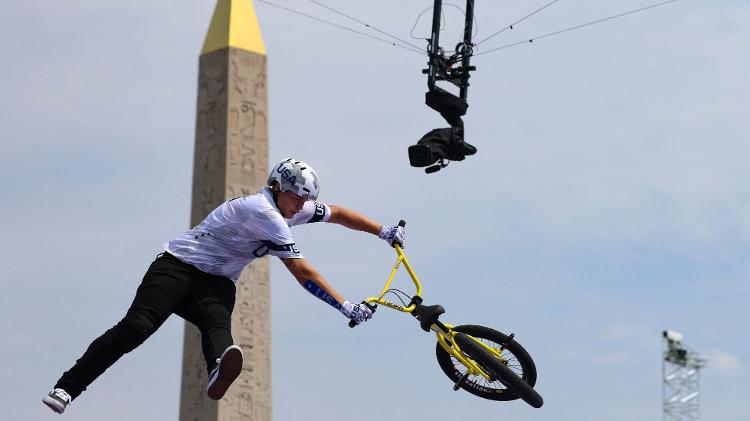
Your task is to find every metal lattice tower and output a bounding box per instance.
[662,330,707,421]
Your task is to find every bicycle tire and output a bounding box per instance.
[435,325,542,407]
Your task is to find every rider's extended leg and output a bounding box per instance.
[52,253,191,400]
[175,272,236,372]
[175,272,238,400]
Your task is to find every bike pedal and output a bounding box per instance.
[453,372,470,391]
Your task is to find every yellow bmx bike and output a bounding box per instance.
[350,221,543,408]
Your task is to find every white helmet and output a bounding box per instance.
[267,158,320,200]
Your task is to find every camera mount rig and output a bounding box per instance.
[409,0,478,174]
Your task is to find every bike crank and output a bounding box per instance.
[453,371,471,391]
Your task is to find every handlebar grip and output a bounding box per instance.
[347,301,377,328]
[389,220,406,248]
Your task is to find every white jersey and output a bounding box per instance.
[164,187,331,281]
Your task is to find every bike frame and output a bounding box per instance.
[362,244,506,381]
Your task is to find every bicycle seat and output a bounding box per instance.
[414,304,445,332]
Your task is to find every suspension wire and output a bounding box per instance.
[475,0,681,56]
[256,0,425,55]
[475,0,561,46]
[306,0,425,52]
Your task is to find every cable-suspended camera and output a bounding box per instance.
[409,0,478,174]
[257,0,684,173]
[404,0,681,173]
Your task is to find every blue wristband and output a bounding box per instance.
[303,280,342,310]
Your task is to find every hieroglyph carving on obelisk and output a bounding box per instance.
[179,1,270,420]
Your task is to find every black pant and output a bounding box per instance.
[55,252,236,400]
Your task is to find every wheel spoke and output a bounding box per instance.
[436,326,537,400]
[454,338,523,392]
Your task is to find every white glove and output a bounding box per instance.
[340,300,373,325]
[379,225,406,247]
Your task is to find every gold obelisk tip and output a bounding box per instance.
[202,0,266,55]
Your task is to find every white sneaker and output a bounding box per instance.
[43,388,72,414]
[207,345,243,400]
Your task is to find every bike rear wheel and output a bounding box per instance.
[435,325,542,407]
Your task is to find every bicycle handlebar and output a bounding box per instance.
[348,301,379,328]
[391,219,406,248]
[349,220,406,328]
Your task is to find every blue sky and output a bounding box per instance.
[1,1,748,420]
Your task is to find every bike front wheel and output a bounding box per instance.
[435,325,542,407]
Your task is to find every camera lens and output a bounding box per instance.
[408,144,435,167]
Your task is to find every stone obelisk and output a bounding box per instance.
[179,1,270,420]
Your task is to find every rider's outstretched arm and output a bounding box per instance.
[327,205,406,246]
[280,256,372,324]
[280,257,345,306]
[327,205,381,235]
